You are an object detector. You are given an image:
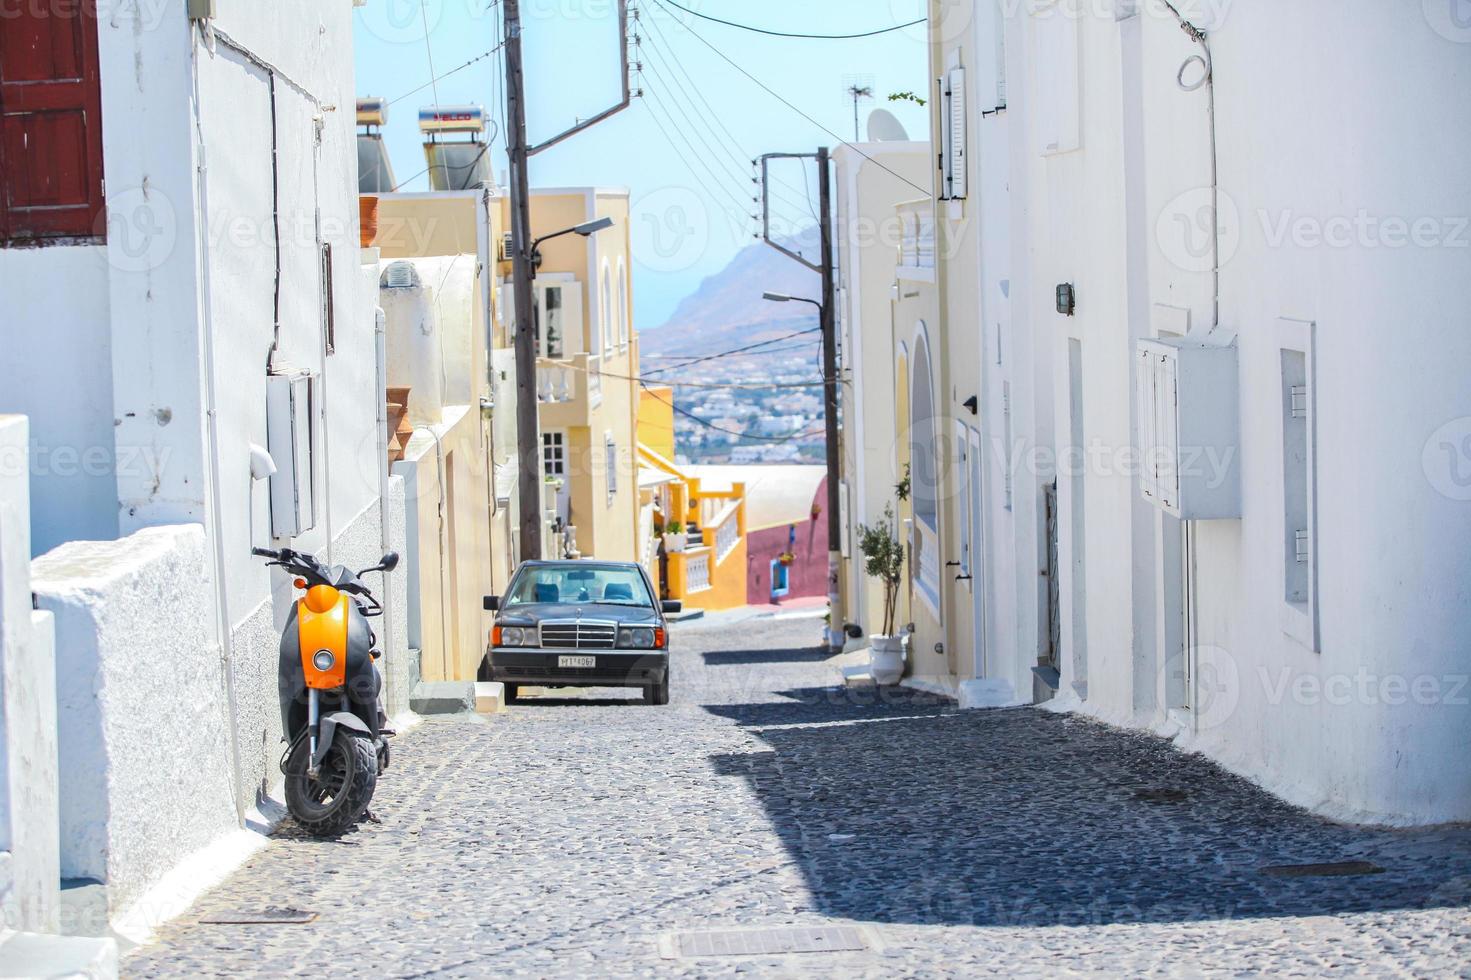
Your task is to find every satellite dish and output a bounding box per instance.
[866,108,909,142]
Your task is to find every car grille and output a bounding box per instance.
[538,620,618,649]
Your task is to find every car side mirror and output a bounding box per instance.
[661,599,682,614]
[379,551,400,572]
[483,595,499,612]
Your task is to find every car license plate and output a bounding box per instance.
[558,655,596,668]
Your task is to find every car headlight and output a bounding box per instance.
[501,626,536,647]
[619,627,655,649]
[312,649,335,671]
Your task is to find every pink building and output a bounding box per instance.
[684,465,829,606]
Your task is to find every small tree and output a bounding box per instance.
[857,503,904,637]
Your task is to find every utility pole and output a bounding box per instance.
[504,0,542,562]
[503,0,631,562]
[758,149,844,652]
[816,147,843,654]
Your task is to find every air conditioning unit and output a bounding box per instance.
[1135,337,1240,520]
[266,370,318,538]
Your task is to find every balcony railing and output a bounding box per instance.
[535,353,602,425]
[685,549,711,593]
[707,500,741,564]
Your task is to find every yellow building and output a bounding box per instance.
[368,188,521,683]
[516,188,643,565]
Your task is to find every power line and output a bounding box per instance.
[658,0,924,40]
[642,326,820,376]
[639,92,754,224]
[642,385,825,443]
[387,44,505,107]
[420,0,441,108]
[648,0,930,196]
[640,14,830,215]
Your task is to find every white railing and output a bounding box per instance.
[711,502,740,564]
[686,550,711,593]
[537,360,574,403]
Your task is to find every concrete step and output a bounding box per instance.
[0,930,117,979]
[665,607,704,623]
[409,680,476,714]
[474,681,506,714]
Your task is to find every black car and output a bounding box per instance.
[482,560,681,704]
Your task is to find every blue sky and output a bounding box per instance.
[353,0,931,328]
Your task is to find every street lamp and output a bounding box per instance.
[531,216,615,270]
[762,291,823,312]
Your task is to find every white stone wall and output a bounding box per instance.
[963,0,1471,824]
[0,416,61,932]
[31,525,235,914]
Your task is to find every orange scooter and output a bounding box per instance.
[252,546,398,836]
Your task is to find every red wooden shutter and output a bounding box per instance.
[0,0,106,243]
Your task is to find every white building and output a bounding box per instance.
[0,0,409,935]
[854,0,1471,825]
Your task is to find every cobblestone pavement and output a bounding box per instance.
[128,609,1471,977]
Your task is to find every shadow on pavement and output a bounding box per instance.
[708,701,1471,928]
[700,646,838,667]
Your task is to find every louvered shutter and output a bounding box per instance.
[948,66,967,199]
[0,0,106,242]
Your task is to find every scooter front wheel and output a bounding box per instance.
[284,729,377,837]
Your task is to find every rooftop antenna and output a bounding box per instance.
[842,74,875,142]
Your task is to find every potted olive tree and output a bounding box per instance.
[857,503,906,684]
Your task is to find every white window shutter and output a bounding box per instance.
[948,66,967,198]
[562,283,584,356]
[938,75,952,199]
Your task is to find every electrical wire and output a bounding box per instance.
[642,385,826,443]
[642,326,821,376]
[658,0,924,40]
[639,91,754,223]
[648,0,929,197]
[387,44,505,107]
[638,21,811,216]
[420,0,441,108]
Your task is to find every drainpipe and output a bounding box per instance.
[374,307,398,703]
[190,29,246,826]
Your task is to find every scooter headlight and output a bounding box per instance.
[312,649,335,672]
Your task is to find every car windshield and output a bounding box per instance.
[505,564,654,607]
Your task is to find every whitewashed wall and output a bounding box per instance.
[0,416,61,933]
[1002,0,1471,824]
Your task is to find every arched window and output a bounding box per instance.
[910,324,938,530]
[617,257,629,346]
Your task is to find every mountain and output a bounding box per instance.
[641,228,823,358]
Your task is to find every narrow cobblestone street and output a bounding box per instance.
[127,611,1471,977]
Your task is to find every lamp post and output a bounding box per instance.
[511,215,615,561]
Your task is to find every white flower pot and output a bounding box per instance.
[868,634,906,685]
[663,533,687,553]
